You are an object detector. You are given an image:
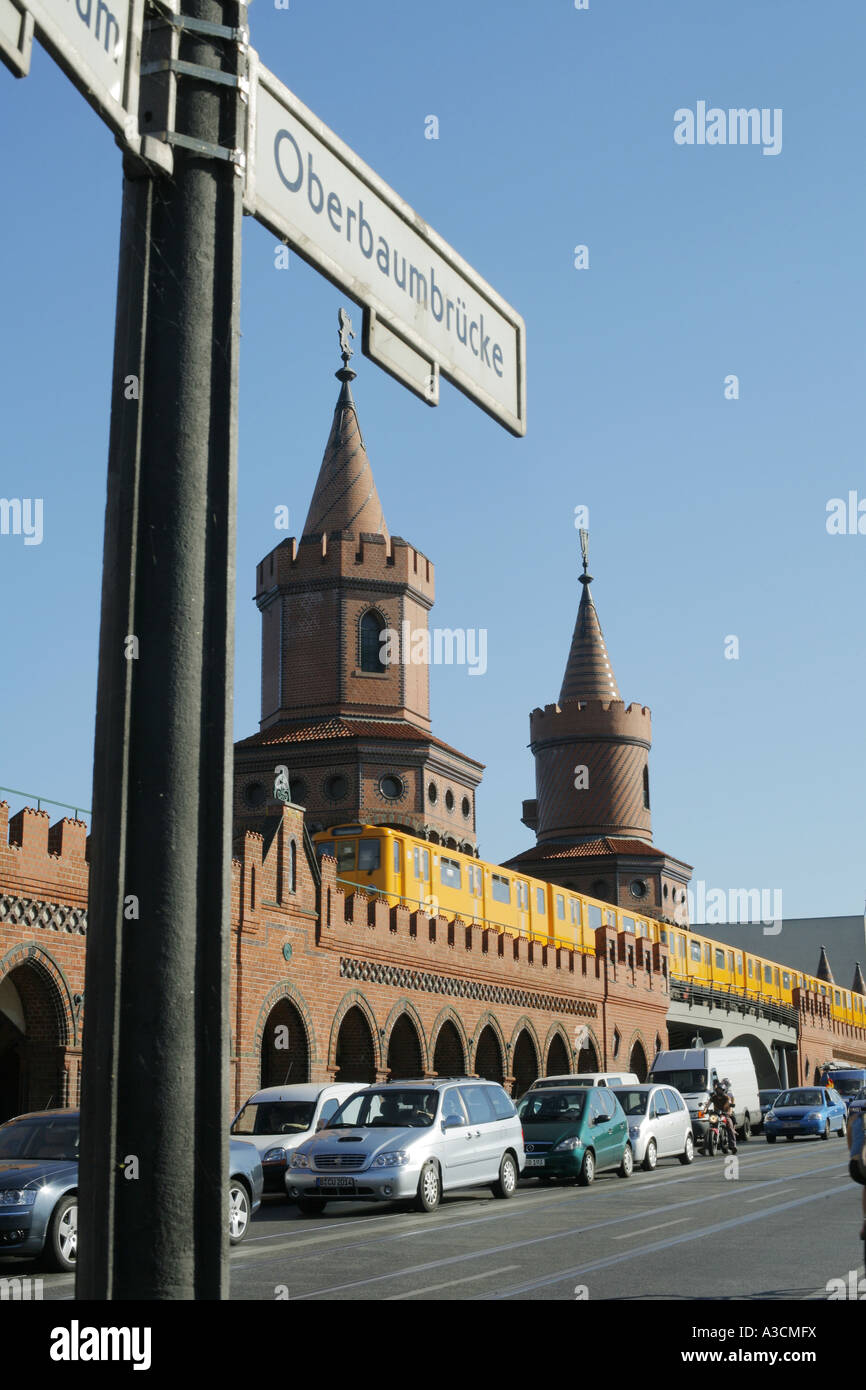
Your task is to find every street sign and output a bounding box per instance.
[246,54,526,437]
[2,0,143,143]
[0,0,33,77]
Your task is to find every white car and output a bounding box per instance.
[609,1083,695,1170]
[527,1071,639,1092]
[230,1082,361,1196]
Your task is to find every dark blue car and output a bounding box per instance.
[0,1110,263,1272]
[764,1087,848,1143]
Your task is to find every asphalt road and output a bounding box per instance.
[16,1134,864,1303]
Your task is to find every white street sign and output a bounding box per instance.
[4,0,142,143]
[0,0,33,77]
[247,55,526,437]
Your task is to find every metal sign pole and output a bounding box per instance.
[77,0,247,1300]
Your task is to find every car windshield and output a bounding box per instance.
[328,1090,438,1129]
[826,1076,864,1096]
[519,1091,586,1124]
[775,1089,822,1107]
[651,1070,707,1092]
[759,1091,781,1104]
[0,1115,79,1161]
[231,1101,316,1136]
[614,1090,649,1116]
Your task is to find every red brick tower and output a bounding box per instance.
[234,327,483,849]
[504,535,691,920]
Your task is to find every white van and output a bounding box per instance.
[647,1048,761,1141]
[230,1082,361,1195]
[528,1071,640,1092]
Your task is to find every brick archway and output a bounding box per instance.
[330,992,380,1082]
[382,999,428,1074]
[626,1030,649,1081]
[430,1009,467,1077]
[544,1026,572,1077]
[472,1013,506,1083]
[260,997,310,1088]
[510,1017,541,1096]
[577,1026,601,1074]
[386,1013,424,1080]
[253,981,317,1068]
[0,946,76,1117]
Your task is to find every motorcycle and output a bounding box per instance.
[701,1109,731,1158]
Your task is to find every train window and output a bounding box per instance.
[469,866,483,896]
[782,972,790,989]
[704,944,711,964]
[315,840,334,860]
[623,916,636,934]
[659,928,668,945]
[690,941,701,962]
[763,965,772,984]
[440,857,462,889]
[736,953,743,973]
[492,874,511,904]
[587,904,602,931]
[413,847,430,879]
[715,948,725,970]
[358,840,381,872]
[834,990,841,1006]
[819,984,827,996]
[774,968,779,986]
[393,839,401,874]
[747,959,754,978]
[728,952,735,973]
[570,899,581,925]
[516,881,528,909]
[336,840,357,871]
[536,888,545,913]
[556,894,565,920]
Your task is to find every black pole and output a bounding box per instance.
[77,0,246,1299]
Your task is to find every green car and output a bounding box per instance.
[517,1085,633,1185]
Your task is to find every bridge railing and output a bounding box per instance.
[670,978,798,1029]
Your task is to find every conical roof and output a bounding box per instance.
[816,944,835,984]
[559,573,621,704]
[852,961,865,995]
[302,370,389,541]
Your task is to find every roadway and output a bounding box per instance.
[20,1135,863,1304]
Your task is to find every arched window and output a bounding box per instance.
[360,610,386,672]
[289,839,297,894]
[643,765,650,810]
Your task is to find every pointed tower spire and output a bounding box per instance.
[559,530,621,703]
[852,961,865,995]
[816,944,835,984]
[302,310,389,541]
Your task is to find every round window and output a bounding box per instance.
[461,796,471,818]
[323,774,348,802]
[630,879,649,900]
[379,774,404,800]
[244,781,267,808]
[427,782,438,804]
[663,883,669,899]
[444,789,455,812]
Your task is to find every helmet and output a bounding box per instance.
[722,1078,731,1089]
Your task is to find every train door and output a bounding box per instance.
[411,843,431,912]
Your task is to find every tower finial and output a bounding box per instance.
[578,527,592,587]
[337,307,356,382]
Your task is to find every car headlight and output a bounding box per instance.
[372,1150,411,1168]
[553,1136,583,1152]
[0,1189,38,1206]
[290,1152,310,1169]
[628,1125,642,1138]
[805,1112,822,1122]
[263,1147,287,1164]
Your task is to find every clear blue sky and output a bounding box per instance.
[1,0,864,919]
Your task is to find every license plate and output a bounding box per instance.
[316,1176,356,1189]
[525,1157,546,1168]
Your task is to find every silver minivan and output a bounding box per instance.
[287,1079,525,1214]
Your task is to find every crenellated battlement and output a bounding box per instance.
[530,697,652,746]
[0,801,89,905]
[256,531,435,604]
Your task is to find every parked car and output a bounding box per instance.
[847,1086,866,1117]
[648,1048,760,1143]
[609,1084,695,1170]
[764,1087,848,1143]
[231,1082,360,1195]
[526,1072,639,1092]
[758,1089,782,1129]
[287,1079,523,1214]
[820,1067,866,1107]
[0,1109,262,1272]
[516,1084,633,1185]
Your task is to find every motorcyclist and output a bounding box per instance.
[708,1076,738,1154]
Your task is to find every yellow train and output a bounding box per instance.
[312,823,866,1030]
